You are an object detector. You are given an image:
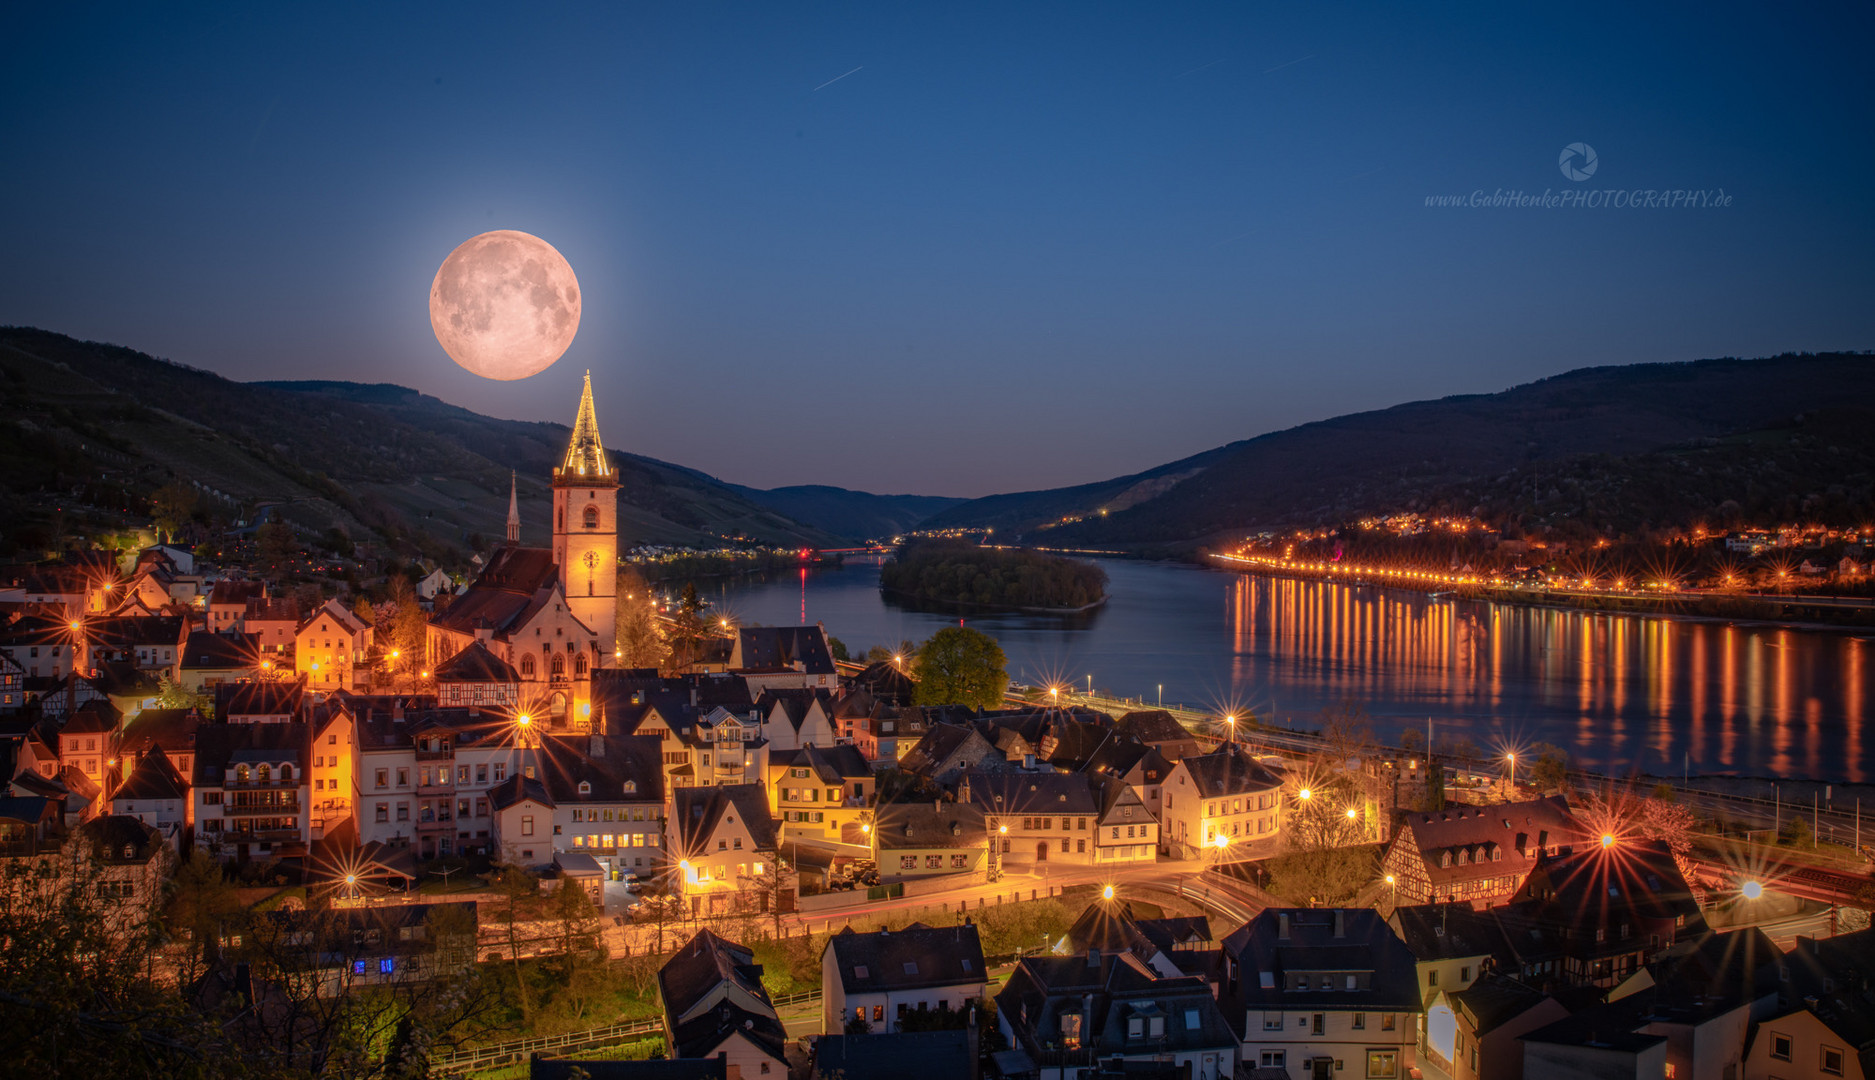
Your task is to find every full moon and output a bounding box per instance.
[429,230,581,380]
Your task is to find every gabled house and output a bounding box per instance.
[208,579,267,633]
[754,688,838,750]
[670,784,783,917]
[111,744,189,847]
[730,625,838,694]
[962,770,1102,868]
[822,922,989,1034]
[193,722,314,862]
[659,929,790,1077]
[1220,908,1422,1080]
[90,615,189,681]
[1380,797,1584,908]
[242,597,302,654]
[1114,710,1203,762]
[58,699,121,791]
[296,599,373,692]
[1509,839,1707,989]
[1092,775,1158,865]
[76,814,172,923]
[1160,742,1285,858]
[998,945,1239,1080]
[1389,903,1501,1010]
[1426,974,1568,1080]
[900,723,1002,786]
[871,799,987,881]
[433,641,521,710]
[180,630,260,691]
[767,743,873,840]
[216,678,305,723]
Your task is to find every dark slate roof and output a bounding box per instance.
[193,722,310,783]
[532,1059,727,1080]
[672,784,777,859]
[434,640,520,682]
[812,1030,972,1080]
[997,951,1237,1060]
[660,929,772,1018]
[77,814,164,864]
[431,547,558,636]
[1518,1013,1666,1054]
[1515,839,1706,936]
[1069,901,1159,959]
[182,631,258,670]
[208,580,266,607]
[1113,710,1195,746]
[900,723,992,778]
[962,770,1099,816]
[1136,916,1213,952]
[1393,796,1585,889]
[62,699,122,734]
[873,799,986,850]
[1222,908,1423,1020]
[773,743,872,783]
[489,772,553,812]
[91,615,188,647]
[1177,742,1284,797]
[243,597,303,623]
[670,1002,789,1064]
[114,745,186,802]
[534,733,664,805]
[734,626,835,675]
[215,679,305,719]
[827,922,987,993]
[847,661,915,706]
[1450,973,1556,1036]
[1390,903,1504,963]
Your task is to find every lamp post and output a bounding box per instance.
[1505,751,1516,796]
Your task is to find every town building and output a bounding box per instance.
[295,599,373,692]
[110,744,190,847]
[730,626,838,693]
[871,799,988,882]
[961,770,1101,868]
[1159,742,1285,858]
[1508,839,1707,989]
[658,929,790,1078]
[1379,797,1583,908]
[180,630,259,691]
[1220,908,1422,1080]
[669,783,782,917]
[821,922,988,1034]
[767,743,873,840]
[192,722,314,861]
[1424,974,1567,1080]
[754,687,839,750]
[998,943,1239,1080]
[552,371,619,648]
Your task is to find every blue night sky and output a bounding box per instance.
[4,3,1871,497]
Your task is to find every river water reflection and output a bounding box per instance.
[704,557,1872,782]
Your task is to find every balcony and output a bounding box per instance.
[222,778,301,790]
[223,801,302,817]
[222,827,302,843]
[415,814,455,833]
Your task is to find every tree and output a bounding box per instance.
[827,636,850,663]
[165,849,244,987]
[1262,847,1378,907]
[382,576,429,688]
[492,866,540,1022]
[1527,744,1569,794]
[256,522,300,579]
[912,626,1007,708]
[150,482,199,542]
[615,566,668,670]
[546,883,606,1024]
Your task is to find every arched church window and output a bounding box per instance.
[520,655,537,677]
[551,655,565,677]
[574,654,588,677]
[583,505,600,529]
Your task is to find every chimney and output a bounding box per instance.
[1278,913,1290,941]
[690,686,698,708]
[1334,910,1346,939]
[589,732,605,757]
[391,698,405,723]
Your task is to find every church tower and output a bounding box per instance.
[552,371,618,649]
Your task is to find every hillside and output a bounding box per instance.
[925,352,1875,548]
[0,327,837,560]
[722,483,965,542]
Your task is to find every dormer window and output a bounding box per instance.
[578,781,591,795]
[623,780,636,794]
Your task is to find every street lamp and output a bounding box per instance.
[1600,833,1616,850]
[1741,880,1764,900]
[1297,788,1312,802]
[1505,751,1516,793]
[1224,714,1236,745]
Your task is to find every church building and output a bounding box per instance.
[424,373,618,728]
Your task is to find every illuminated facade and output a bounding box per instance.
[552,370,618,649]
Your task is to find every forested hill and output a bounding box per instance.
[923,352,1875,549]
[0,327,838,559]
[880,541,1108,611]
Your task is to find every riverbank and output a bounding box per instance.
[632,551,842,586]
[881,585,1109,616]
[1205,553,1875,632]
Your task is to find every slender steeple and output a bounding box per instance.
[557,370,611,479]
[505,470,520,543]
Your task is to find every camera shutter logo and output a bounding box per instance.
[1559,142,1598,182]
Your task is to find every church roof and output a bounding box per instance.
[556,371,612,481]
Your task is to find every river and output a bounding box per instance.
[699,557,1873,783]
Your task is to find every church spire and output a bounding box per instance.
[558,370,611,479]
[505,470,520,543]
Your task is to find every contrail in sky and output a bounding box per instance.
[814,66,864,91]
[1262,53,1317,74]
